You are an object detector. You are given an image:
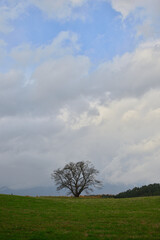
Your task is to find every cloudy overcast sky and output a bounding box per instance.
[0,0,160,190]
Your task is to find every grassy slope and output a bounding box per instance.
[0,194,160,240]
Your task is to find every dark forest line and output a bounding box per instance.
[101,183,160,198]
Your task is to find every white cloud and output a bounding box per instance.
[0,1,28,33]
[31,55,90,109]
[58,89,160,185]
[0,0,89,34]
[91,39,160,97]
[0,70,26,116]
[109,0,140,18]
[1,87,160,188]
[0,39,7,63]
[0,70,22,89]
[0,39,7,46]
[109,0,160,38]
[30,0,89,20]
[109,0,160,19]
[0,31,89,117]
[11,31,80,68]
[1,30,160,188]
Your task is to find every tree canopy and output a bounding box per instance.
[51,161,102,197]
[115,183,160,198]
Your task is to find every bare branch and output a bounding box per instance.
[51,161,102,197]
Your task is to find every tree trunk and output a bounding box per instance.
[74,193,80,197]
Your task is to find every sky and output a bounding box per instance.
[0,0,160,191]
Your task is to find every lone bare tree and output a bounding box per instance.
[51,161,102,197]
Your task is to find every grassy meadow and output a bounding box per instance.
[0,194,160,240]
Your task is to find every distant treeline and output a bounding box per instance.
[101,183,160,198]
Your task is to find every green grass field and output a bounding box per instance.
[0,194,160,240]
